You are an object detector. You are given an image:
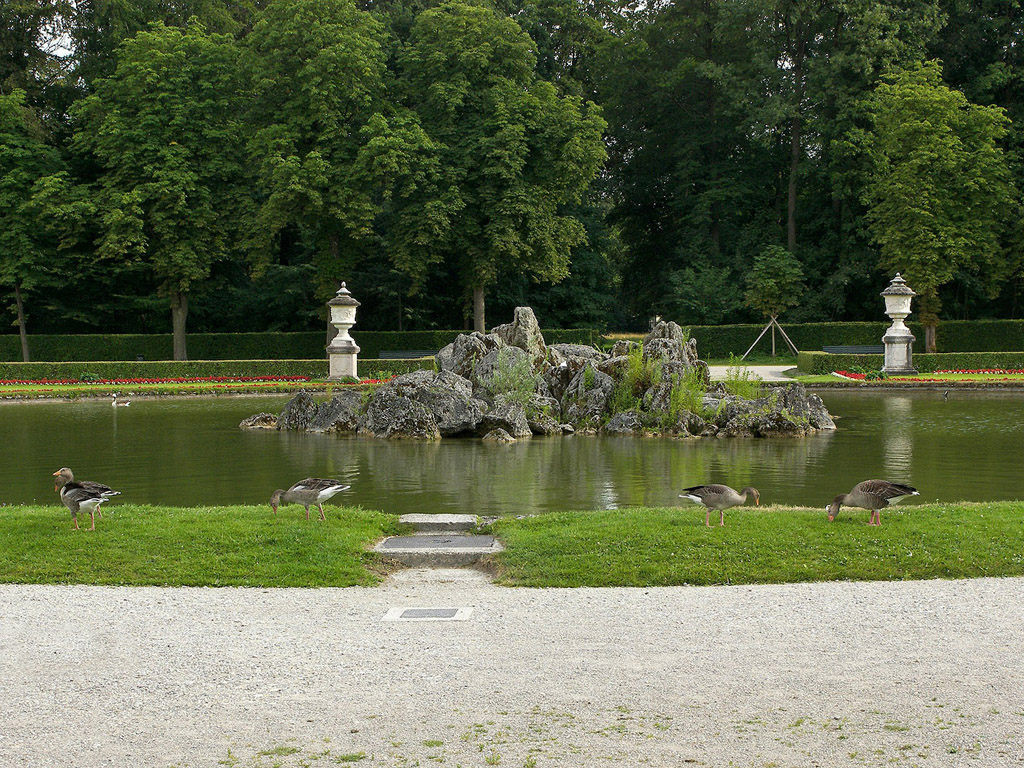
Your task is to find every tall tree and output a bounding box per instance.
[395,0,606,331]
[72,21,249,359]
[862,61,1018,350]
[244,0,390,298]
[0,89,65,360]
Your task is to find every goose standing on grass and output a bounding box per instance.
[679,484,760,527]
[270,478,351,521]
[827,480,919,526]
[52,468,122,530]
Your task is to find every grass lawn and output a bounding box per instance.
[0,504,404,587]
[488,502,1024,587]
[6,502,1022,589]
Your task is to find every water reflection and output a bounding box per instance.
[881,396,914,476]
[0,390,1020,512]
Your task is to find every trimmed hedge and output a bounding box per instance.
[798,351,1024,375]
[0,358,434,382]
[679,319,1024,358]
[0,328,597,362]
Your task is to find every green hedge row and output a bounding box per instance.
[797,351,1024,374]
[0,358,434,382]
[681,319,1024,358]
[0,328,597,362]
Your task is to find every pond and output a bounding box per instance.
[1,390,1020,515]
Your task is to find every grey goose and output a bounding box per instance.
[270,478,351,520]
[827,480,919,526]
[679,484,760,527]
[52,467,121,530]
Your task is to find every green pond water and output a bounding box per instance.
[0,390,1020,515]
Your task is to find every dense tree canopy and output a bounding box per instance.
[72,22,249,358]
[863,60,1017,350]
[1,0,1023,344]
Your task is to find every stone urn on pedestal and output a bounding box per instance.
[881,273,918,375]
[326,282,360,380]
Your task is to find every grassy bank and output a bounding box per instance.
[488,502,1024,587]
[5,502,1023,589]
[0,504,403,587]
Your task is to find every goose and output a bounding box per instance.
[52,468,121,530]
[53,467,121,502]
[58,484,109,530]
[679,484,760,527]
[112,394,131,407]
[827,480,919,526]
[270,478,351,521]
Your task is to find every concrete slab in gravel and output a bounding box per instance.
[374,534,503,567]
[399,513,479,532]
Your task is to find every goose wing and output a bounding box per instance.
[680,484,732,499]
[60,483,105,510]
[80,480,121,498]
[855,479,919,505]
[289,478,342,493]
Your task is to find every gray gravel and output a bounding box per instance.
[2,572,1023,768]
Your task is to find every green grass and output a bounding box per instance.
[0,504,403,587]
[488,502,1024,587]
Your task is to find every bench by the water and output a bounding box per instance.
[822,345,884,354]
[379,350,436,359]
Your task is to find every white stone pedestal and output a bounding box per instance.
[882,318,918,375]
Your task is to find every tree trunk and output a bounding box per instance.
[14,282,29,362]
[472,285,485,333]
[171,289,188,361]
[924,323,936,353]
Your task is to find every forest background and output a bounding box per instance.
[2,0,1023,360]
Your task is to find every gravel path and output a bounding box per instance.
[2,572,1022,768]
[708,364,795,382]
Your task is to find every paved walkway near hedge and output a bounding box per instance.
[708,363,796,381]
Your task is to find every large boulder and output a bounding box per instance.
[524,394,564,436]
[644,320,687,346]
[548,343,605,362]
[373,369,484,437]
[543,356,588,402]
[482,428,516,443]
[436,332,501,379]
[239,412,277,429]
[561,363,614,425]
[491,306,547,369]
[609,340,640,358]
[479,394,532,438]
[602,410,645,436]
[359,390,440,440]
[773,383,836,430]
[277,391,319,430]
[472,344,532,397]
[307,390,364,433]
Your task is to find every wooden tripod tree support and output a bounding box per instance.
[741,315,800,359]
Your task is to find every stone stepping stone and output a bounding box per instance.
[374,533,503,568]
[399,513,478,533]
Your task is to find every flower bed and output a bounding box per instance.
[0,375,312,385]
